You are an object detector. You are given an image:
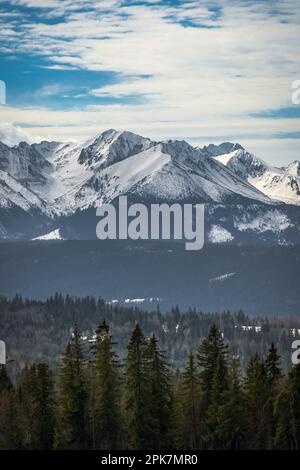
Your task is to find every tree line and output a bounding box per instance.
[0,293,298,378]
[1,322,300,450]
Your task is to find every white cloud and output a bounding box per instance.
[1,102,297,145]
[41,64,78,71]
[36,84,69,97]
[0,122,35,146]
[0,0,299,163]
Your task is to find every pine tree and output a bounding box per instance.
[55,325,87,449]
[197,324,228,401]
[265,343,282,385]
[16,365,38,449]
[197,325,228,448]
[0,365,17,449]
[274,377,294,450]
[16,363,55,449]
[204,353,228,449]
[175,352,201,449]
[125,324,152,450]
[264,343,282,449]
[215,356,247,449]
[91,320,122,449]
[285,363,300,449]
[34,363,55,449]
[144,335,173,449]
[244,353,269,449]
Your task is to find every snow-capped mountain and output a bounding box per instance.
[0,140,53,214]
[0,141,52,187]
[0,129,300,244]
[286,160,300,177]
[51,134,272,214]
[208,144,300,206]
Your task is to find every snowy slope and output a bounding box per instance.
[52,138,272,212]
[32,140,62,161]
[286,160,300,177]
[30,130,155,210]
[0,131,277,214]
[78,129,154,168]
[0,129,300,242]
[32,228,64,240]
[0,169,50,214]
[0,141,52,186]
[211,146,300,205]
[132,140,273,204]
[53,143,170,212]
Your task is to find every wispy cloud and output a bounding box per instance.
[0,0,299,163]
[0,122,34,145]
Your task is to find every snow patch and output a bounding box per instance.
[236,210,291,233]
[112,297,164,305]
[240,325,262,333]
[209,225,234,243]
[32,228,64,240]
[209,272,236,283]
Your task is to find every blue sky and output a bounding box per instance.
[0,0,299,165]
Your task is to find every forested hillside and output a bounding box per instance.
[1,294,299,379]
[1,323,300,450]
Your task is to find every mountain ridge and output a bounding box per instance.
[211,146,300,206]
[0,129,299,244]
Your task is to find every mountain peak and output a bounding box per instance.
[0,141,11,152]
[220,142,244,153]
[287,160,300,177]
[162,139,203,162]
[14,141,31,150]
[214,148,300,205]
[78,129,153,168]
[214,148,267,179]
[94,128,118,140]
[32,140,63,161]
[202,142,244,157]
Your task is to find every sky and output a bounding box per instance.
[0,0,299,165]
